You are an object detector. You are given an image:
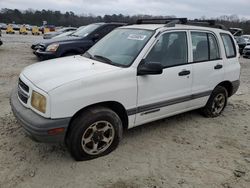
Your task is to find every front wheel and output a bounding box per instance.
[202,86,228,117]
[66,107,123,161]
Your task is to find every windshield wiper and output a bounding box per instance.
[94,55,114,65]
[82,51,93,59]
[71,34,79,37]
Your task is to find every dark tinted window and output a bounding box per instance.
[145,32,188,67]
[192,32,220,62]
[192,32,209,62]
[96,25,118,38]
[221,33,236,58]
[208,33,220,60]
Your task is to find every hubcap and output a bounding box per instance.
[212,93,225,115]
[81,121,115,155]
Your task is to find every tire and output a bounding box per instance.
[66,106,123,161]
[202,86,228,118]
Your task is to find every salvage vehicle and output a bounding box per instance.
[243,45,250,58]
[6,24,15,34]
[235,36,250,54]
[0,29,2,46]
[31,23,125,60]
[31,26,40,35]
[43,27,77,39]
[11,18,240,161]
[19,25,28,35]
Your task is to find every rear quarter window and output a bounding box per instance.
[220,33,236,58]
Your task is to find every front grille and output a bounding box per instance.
[19,78,29,93]
[37,44,46,51]
[18,78,29,104]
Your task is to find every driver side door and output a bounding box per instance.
[136,31,193,126]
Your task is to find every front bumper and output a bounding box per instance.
[243,49,250,58]
[10,88,71,143]
[33,49,57,60]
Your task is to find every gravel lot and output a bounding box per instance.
[0,33,250,188]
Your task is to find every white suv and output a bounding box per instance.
[11,19,240,160]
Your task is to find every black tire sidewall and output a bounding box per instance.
[204,86,228,117]
[67,107,122,161]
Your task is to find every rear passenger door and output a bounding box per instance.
[190,31,224,108]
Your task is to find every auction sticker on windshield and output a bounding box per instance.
[128,34,147,41]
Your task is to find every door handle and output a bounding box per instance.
[179,70,190,76]
[214,64,223,70]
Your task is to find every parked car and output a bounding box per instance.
[0,30,2,46]
[243,45,250,58]
[13,24,21,31]
[32,23,125,60]
[31,26,40,35]
[19,25,28,35]
[43,27,77,39]
[6,24,15,34]
[0,23,7,30]
[11,19,240,161]
[235,36,250,54]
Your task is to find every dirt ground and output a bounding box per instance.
[0,33,250,188]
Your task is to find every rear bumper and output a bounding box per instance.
[10,88,71,143]
[231,80,240,96]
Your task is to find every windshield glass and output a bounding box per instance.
[86,28,154,67]
[72,24,100,37]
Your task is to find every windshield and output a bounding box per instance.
[85,28,154,67]
[71,24,100,37]
[54,31,74,38]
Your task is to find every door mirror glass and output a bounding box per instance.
[137,61,163,75]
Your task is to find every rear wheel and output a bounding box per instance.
[202,86,228,117]
[66,107,123,161]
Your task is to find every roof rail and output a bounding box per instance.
[135,18,227,30]
[184,19,227,30]
[136,18,187,25]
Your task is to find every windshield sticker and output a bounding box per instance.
[127,34,147,41]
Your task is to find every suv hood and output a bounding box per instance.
[40,35,83,46]
[21,55,121,92]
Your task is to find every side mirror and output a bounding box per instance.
[137,61,163,76]
[92,33,100,41]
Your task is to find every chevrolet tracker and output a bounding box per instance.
[11,18,240,161]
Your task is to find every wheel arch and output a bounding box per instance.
[66,101,129,140]
[216,81,234,97]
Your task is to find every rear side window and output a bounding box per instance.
[191,32,220,62]
[220,33,236,58]
[192,32,209,62]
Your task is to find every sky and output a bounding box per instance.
[0,0,250,19]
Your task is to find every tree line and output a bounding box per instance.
[1,8,250,33]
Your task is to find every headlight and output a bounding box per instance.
[31,91,46,113]
[46,43,59,52]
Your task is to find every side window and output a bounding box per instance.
[191,32,209,62]
[145,32,188,68]
[221,33,236,58]
[208,33,220,60]
[97,25,117,38]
